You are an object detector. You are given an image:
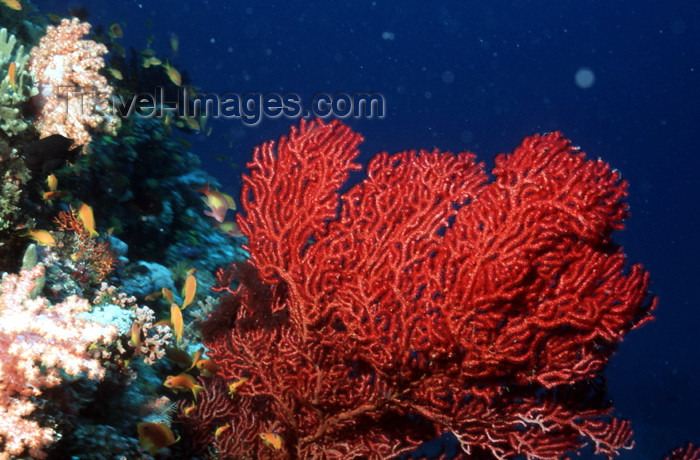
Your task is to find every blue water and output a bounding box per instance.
[27,0,700,457]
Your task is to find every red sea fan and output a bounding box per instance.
[192,120,655,459]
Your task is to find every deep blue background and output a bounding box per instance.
[30,0,700,457]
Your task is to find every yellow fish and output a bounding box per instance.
[215,423,230,440]
[181,272,197,309]
[26,230,56,246]
[162,61,181,86]
[1,0,21,10]
[137,422,179,455]
[197,183,236,223]
[77,203,99,237]
[260,431,283,450]
[46,173,58,191]
[228,377,248,396]
[171,303,183,346]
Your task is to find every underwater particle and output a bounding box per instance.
[442,70,455,84]
[575,67,595,89]
[381,31,395,41]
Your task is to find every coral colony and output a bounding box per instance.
[0,7,696,460]
[183,120,655,458]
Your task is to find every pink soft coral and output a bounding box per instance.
[28,18,119,147]
[0,265,118,458]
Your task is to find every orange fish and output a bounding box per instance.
[42,191,68,202]
[171,303,183,346]
[228,377,248,396]
[197,183,236,223]
[163,373,205,400]
[183,404,197,417]
[7,62,16,89]
[144,290,162,301]
[1,0,21,11]
[260,431,283,450]
[215,423,231,440]
[195,359,220,377]
[181,272,196,309]
[137,422,179,455]
[26,230,56,246]
[161,287,175,303]
[77,203,99,237]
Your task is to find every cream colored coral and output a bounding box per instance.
[28,18,119,146]
[0,27,37,136]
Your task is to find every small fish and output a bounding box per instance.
[137,422,179,455]
[183,116,200,131]
[183,404,197,417]
[163,373,205,400]
[107,67,123,80]
[228,377,248,396]
[171,303,183,346]
[189,347,205,369]
[77,203,99,237]
[26,230,56,246]
[42,190,68,202]
[216,220,243,237]
[161,287,175,303]
[144,290,162,301]
[181,272,197,309]
[1,0,21,10]
[108,23,123,39]
[197,183,236,223]
[166,347,192,369]
[195,359,220,377]
[46,173,58,191]
[169,33,179,54]
[130,322,142,354]
[142,56,161,68]
[215,423,231,440]
[162,61,181,86]
[112,42,126,58]
[7,61,16,89]
[260,431,283,450]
